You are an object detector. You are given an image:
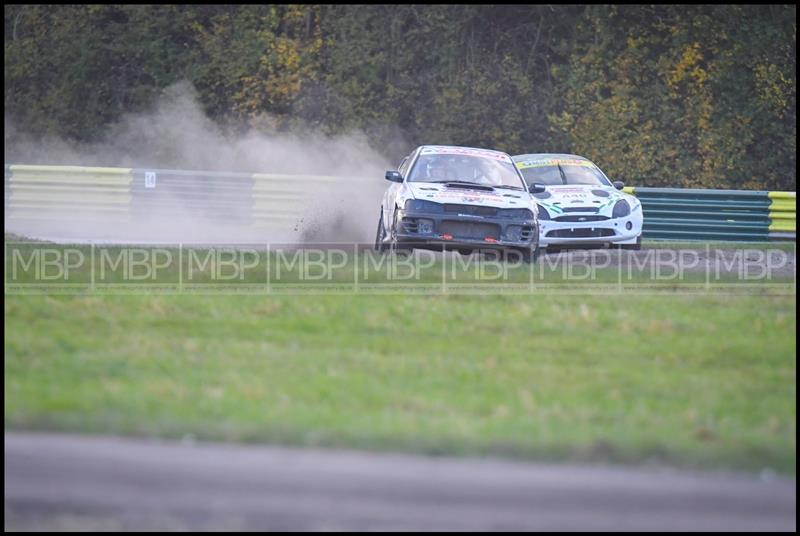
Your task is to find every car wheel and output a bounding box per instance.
[519,246,539,264]
[621,236,642,251]
[502,247,538,264]
[389,209,412,257]
[479,249,502,261]
[374,210,388,252]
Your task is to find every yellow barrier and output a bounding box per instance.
[768,191,796,233]
[8,165,133,222]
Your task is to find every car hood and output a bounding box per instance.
[405,182,533,210]
[534,184,640,215]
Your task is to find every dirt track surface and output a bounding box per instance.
[4,432,796,531]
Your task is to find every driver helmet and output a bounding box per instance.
[427,158,451,181]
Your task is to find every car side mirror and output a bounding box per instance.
[528,182,547,194]
[385,170,403,183]
[613,181,624,190]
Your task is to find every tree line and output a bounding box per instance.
[4,4,796,190]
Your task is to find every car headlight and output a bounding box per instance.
[417,219,434,234]
[505,225,523,241]
[404,199,443,213]
[500,208,534,219]
[537,206,551,221]
[612,199,631,218]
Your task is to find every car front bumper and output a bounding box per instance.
[538,211,643,246]
[394,209,539,251]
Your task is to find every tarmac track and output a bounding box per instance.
[4,432,796,531]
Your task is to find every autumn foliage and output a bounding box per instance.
[4,5,796,189]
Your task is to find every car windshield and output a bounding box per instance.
[408,153,526,189]
[516,158,612,187]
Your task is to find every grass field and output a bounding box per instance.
[4,236,796,473]
[5,288,796,474]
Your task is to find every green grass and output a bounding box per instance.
[5,291,796,474]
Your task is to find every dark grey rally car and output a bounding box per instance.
[374,145,544,262]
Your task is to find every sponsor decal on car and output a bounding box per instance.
[421,190,506,203]
[552,189,589,198]
[421,146,512,162]
[515,158,597,169]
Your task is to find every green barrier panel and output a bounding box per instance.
[645,218,770,230]
[632,186,769,196]
[641,209,769,221]
[636,198,769,209]
[627,186,793,241]
[644,229,772,241]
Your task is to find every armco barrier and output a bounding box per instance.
[128,169,372,228]
[623,186,795,241]
[6,164,133,224]
[768,191,797,239]
[4,164,375,240]
[4,164,795,242]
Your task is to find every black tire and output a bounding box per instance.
[502,247,538,264]
[374,211,388,252]
[620,236,642,251]
[389,209,412,257]
[519,246,539,264]
[480,249,502,261]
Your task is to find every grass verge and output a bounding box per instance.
[5,290,796,474]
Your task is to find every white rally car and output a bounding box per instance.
[375,145,542,262]
[511,153,643,250]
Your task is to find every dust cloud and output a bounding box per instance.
[4,82,401,244]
